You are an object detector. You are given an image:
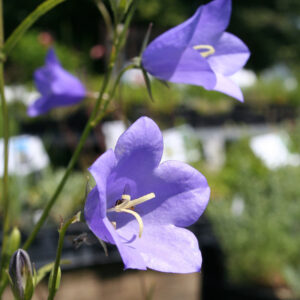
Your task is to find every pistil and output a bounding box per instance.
[107,192,155,238]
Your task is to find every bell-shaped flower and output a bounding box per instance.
[28,49,86,117]
[142,0,250,101]
[85,117,210,273]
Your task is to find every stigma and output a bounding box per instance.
[107,191,156,238]
[193,45,215,58]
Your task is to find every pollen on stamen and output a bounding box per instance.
[193,45,215,58]
[107,192,156,238]
[111,221,117,229]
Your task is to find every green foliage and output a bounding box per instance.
[137,0,195,27]
[9,168,86,229]
[206,137,300,287]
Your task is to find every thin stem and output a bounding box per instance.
[95,0,113,38]
[0,0,10,284]
[0,278,7,298]
[0,63,9,272]
[115,0,138,54]
[3,0,66,56]
[92,63,135,126]
[47,217,75,300]
[22,5,138,250]
[23,44,117,251]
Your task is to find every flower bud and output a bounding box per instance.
[7,227,21,255]
[9,249,34,300]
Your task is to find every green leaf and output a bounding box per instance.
[156,78,170,89]
[139,22,153,57]
[35,260,70,286]
[48,267,61,295]
[3,0,67,55]
[24,275,34,300]
[6,227,21,257]
[142,69,155,102]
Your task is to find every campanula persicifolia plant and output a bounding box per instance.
[0,0,250,298]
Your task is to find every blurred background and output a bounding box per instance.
[2,0,300,299]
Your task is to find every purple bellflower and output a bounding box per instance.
[28,49,86,117]
[85,117,210,273]
[142,0,250,101]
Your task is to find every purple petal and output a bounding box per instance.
[114,117,163,172]
[27,94,84,116]
[105,160,210,232]
[142,160,210,227]
[51,67,86,97]
[27,96,50,117]
[88,149,117,218]
[29,49,86,117]
[213,72,244,101]
[207,32,250,76]
[34,66,55,96]
[118,224,202,273]
[143,0,231,53]
[45,48,61,66]
[142,7,205,58]
[85,189,147,270]
[168,48,216,89]
[142,0,233,90]
[143,46,216,88]
[191,0,231,43]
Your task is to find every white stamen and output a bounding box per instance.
[122,194,131,201]
[125,193,155,209]
[120,208,144,238]
[107,192,156,238]
[111,221,117,229]
[193,45,215,58]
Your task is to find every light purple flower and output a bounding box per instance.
[85,117,210,273]
[142,0,250,101]
[28,49,86,117]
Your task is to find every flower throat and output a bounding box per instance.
[107,190,155,238]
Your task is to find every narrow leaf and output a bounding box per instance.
[156,79,170,89]
[3,0,66,55]
[139,23,153,57]
[142,69,155,102]
[35,260,70,285]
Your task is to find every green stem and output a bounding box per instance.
[3,0,66,56]
[115,0,138,54]
[92,63,135,125]
[47,217,75,300]
[0,0,10,284]
[23,46,117,251]
[22,4,138,250]
[95,0,113,38]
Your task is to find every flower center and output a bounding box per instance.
[107,191,155,238]
[193,45,215,58]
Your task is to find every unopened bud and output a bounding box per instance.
[9,249,34,300]
[7,227,21,255]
